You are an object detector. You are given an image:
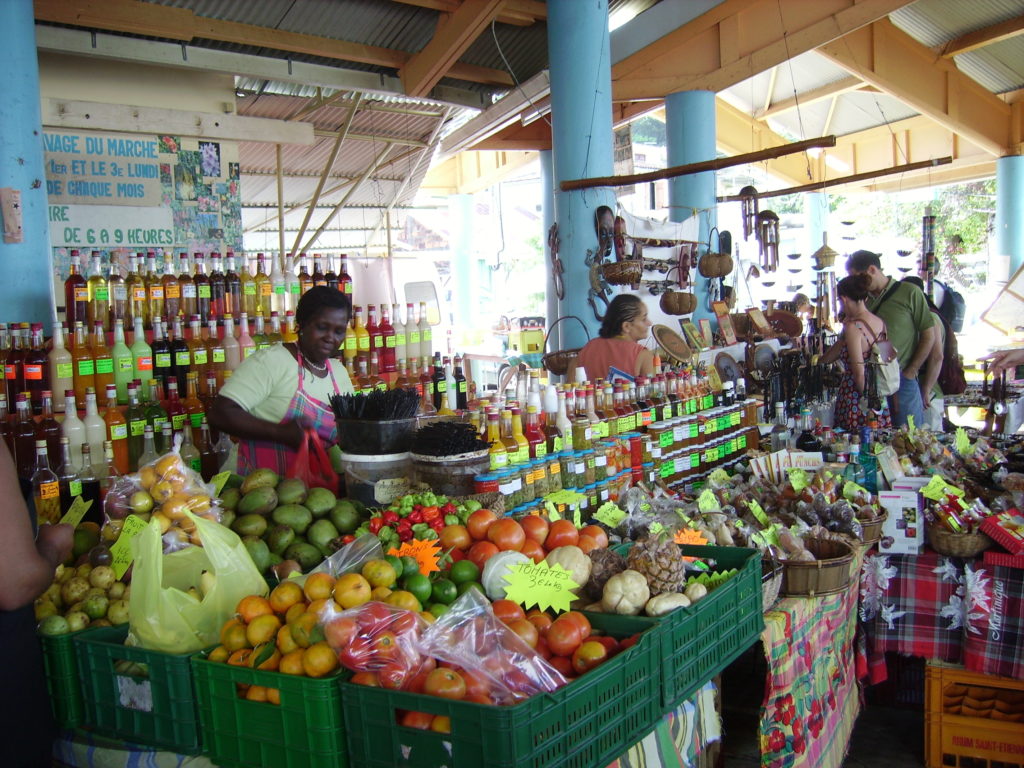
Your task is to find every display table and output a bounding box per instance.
[54,683,721,768]
[758,553,862,768]
[859,551,1024,683]
[945,388,1024,434]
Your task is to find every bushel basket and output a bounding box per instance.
[926,522,993,558]
[780,538,853,597]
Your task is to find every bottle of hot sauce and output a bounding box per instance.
[102,384,128,474]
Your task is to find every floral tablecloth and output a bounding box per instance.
[759,551,863,768]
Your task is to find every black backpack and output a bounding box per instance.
[935,280,966,333]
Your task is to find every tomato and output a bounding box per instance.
[371,631,399,660]
[357,602,393,632]
[400,710,435,730]
[350,671,380,686]
[486,518,526,552]
[466,541,499,571]
[423,668,467,700]
[526,611,553,637]
[323,617,358,649]
[546,617,583,656]
[506,619,539,649]
[430,715,451,734]
[459,668,491,700]
[389,612,419,636]
[466,509,498,540]
[520,515,550,546]
[491,599,526,624]
[519,538,546,564]
[544,519,579,549]
[548,655,575,678]
[619,633,640,650]
[560,611,591,638]
[579,525,609,548]
[502,668,535,695]
[406,657,436,693]
[576,535,600,554]
[378,660,410,690]
[571,640,609,674]
[439,524,471,551]
[591,635,619,655]
[339,636,373,670]
[534,635,552,659]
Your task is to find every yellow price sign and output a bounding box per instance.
[59,495,94,527]
[746,500,771,528]
[593,503,626,528]
[697,490,719,513]
[502,561,579,614]
[211,472,232,497]
[110,515,149,579]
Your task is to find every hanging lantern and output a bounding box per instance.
[755,210,780,271]
[811,233,838,271]
[739,185,759,240]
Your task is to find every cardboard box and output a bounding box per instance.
[878,490,925,555]
[980,510,1024,555]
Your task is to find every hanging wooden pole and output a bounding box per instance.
[717,156,953,202]
[275,143,285,267]
[559,135,836,192]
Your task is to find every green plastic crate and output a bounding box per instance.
[191,653,348,768]
[39,629,88,729]
[74,624,202,753]
[610,543,763,709]
[341,613,661,768]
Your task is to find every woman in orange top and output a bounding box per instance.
[577,294,655,382]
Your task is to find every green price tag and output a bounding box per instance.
[573,506,582,529]
[659,430,674,449]
[697,489,719,513]
[921,474,964,501]
[746,499,771,527]
[502,561,579,614]
[59,495,93,527]
[69,480,82,496]
[110,515,149,579]
[593,502,626,528]
[842,481,869,501]
[211,471,231,497]
[786,468,810,493]
[544,501,561,522]
[907,415,916,432]
[708,468,729,485]
[649,522,665,535]
[954,427,971,456]
[544,489,586,507]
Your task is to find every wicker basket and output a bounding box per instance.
[541,316,589,377]
[780,538,854,597]
[660,290,698,315]
[858,510,887,546]
[452,491,505,518]
[926,523,993,558]
[600,260,643,286]
[762,558,783,611]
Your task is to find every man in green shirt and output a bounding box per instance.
[846,250,936,427]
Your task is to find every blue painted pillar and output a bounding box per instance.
[0,0,54,324]
[448,193,474,336]
[804,191,829,256]
[539,149,560,349]
[995,155,1024,279]
[665,90,717,325]
[548,0,615,350]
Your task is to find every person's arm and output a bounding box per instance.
[921,327,943,404]
[635,348,655,378]
[902,288,937,379]
[846,324,866,394]
[0,444,73,611]
[821,330,846,365]
[208,395,305,451]
[904,324,936,379]
[983,348,1024,374]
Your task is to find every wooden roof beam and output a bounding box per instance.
[400,0,507,98]
[818,18,1015,156]
[938,13,1024,58]
[755,75,863,119]
[392,0,545,26]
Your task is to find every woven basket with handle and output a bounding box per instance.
[541,316,590,376]
[600,260,643,286]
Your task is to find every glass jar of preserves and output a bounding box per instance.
[547,457,563,493]
[560,451,577,489]
[533,459,550,498]
[521,462,536,504]
[474,473,499,495]
[581,449,597,485]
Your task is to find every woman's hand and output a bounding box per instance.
[37,523,74,566]
[282,417,312,450]
[982,349,1024,374]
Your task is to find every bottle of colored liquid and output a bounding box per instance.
[431,353,447,411]
[252,314,268,352]
[165,379,188,435]
[418,301,432,361]
[194,256,212,323]
[187,316,208,394]
[180,423,201,474]
[223,253,242,318]
[61,392,87,470]
[130,316,153,385]
[453,355,468,411]
[71,321,95,404]
[324,255,338,291]
[55,437,83,522]
[238,313,256,360]
[91,320,115,396]
[24,323,49,414]
[31,439,61,524]
[379,305,396,373]
[270,253,288,315]
[352,306,369,364]
[486,411,507,470]
[146,252,165,329]
[183,371,204,430]
[145,379,169,437]
[297,255,313,295]
[152,318,174,394]
[366,305,382,363]
[205,320,226,388]
[82,388,106,460]
[255,254,272,316]
[239,253,257,318]
[392,304,406,367]
[312,255,327,287]
[161,252,181,324]
[285,255,301,311]
[198,417,218,480]
[107,256,127,332]
[523,405,547,459]
[223,315,240,371]
[125,254,146,330]
[35,390,62,463]
[0,394,14,459]
[406,303,420,366]
[5,326,24,405]
[282,311,297,343]
[13,394,37,479]
[510,407,530,464]
[87,253,111,333]
[137,424,158,468]
[124,383,146,471]
[64,251,89,328]
[267,313,283,345]
[102,384,128,474]
[171,317,190,392]
[179,253,197,321]
[338,255,353,297]
[48,323,74,413]
[110,319,133,405]
[208,253,226,320]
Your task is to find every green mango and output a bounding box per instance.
[240,468,280,495]
[219,487,241,511]
[305,487,337,519]
[272,504,313,535]
[232,513,268,538]
[238,487,278,516]
[265,524,296,556]
[242,536,272,574]
[276,478,308,506]
[308,519,340,556]
[218,508,236,530]
[329,501,361,534]
[283,541,322,571]
[347,498,368,515]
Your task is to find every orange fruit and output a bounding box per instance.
[249,643,281,671]
[303,572,336,602]
[221,622,250,653]
[266,687,281,706]
[431,715,452,734]
[155,452,185,477]
[419,611,436,624]
[302,642,339,678]
[207,645,230,663]
[150,480,177,504]
[385,590,420,612]
[370,586,393,602]
[269,581,304,615]
[362,560,397,588]
[333,573,371,609]
[237,595,273,623]
[246,613,282,646]
[220,617,244,644]
[160,493,192,520]
[279,649,306,676]
[285,602,308,624]
[276,624,299,654]
[307,598,341,619]
[288,612,322,648]
[137,465,158,491]
[245,685,269,703]
[227,648,253,666]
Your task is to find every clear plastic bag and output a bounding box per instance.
[319,601,428,688]
[300,533,382,581]
[419,587,567,705]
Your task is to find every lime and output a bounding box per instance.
[400,556,421,577]
[402,573,433,605]
[384,555,403,578]
[430,578,458,605]
[449,560,480,585]
[456,580,484,597]
[427,603,450,618]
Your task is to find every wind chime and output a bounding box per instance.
[811,234,838,329]
[739,185,759,241]
[921,206,937,295]
[755,209,780,272]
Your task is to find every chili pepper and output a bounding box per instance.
[341,534,355,544]
[398,528,414,542]
[382,510,400,525]
[368,517,384,534]
[421,506,440,521]
[407,510,424,524]
[440,502,457,516]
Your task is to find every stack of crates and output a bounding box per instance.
[925,662,1024,768]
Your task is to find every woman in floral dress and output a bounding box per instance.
[822,274,892,432]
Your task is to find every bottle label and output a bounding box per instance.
[135,355,153,371]
[490,451,508,470]
[151,416,167,431]
[243,283,257,295]
[25,364,43,380]
[358,336,370,351]
[344,283,352,295]
[436,381,447,393]
[193,349,208,365]
[155,353,172,369]
[117,356,133,372]
[69,479,82,496]
[409,330,420,345]
[189,457,201,472]
[274,285,286,295]
[371,334,383,349]
[425,381,434,395]
[553,436,563,452]
[175,351,191,366]
[385,336,396,348]
[74,287,89,302]
[96,358,114,375]
[94,286,109,301]
[165,284,180,299]
[458,381,466,393]
[344,336,356,352]
[244,347,256,359]
[423,328,432,342]
[314,279,327,287]
[395,333,406,347]
[260,283,272,296]
[172,413,187,430]
[182,284,197,298]
[38,481,59,500]
[132,287,147,301]
[534,443,547,459]
[198,285,212,299]
[189,412,204,428]
[375,381,387,392]
[77,359,95,376]
[110,423,128,440]
[4,364,14,379]
[149,287,164,299]
[130,419,146,437]
[57,362,73,379]
[213,349,225,363]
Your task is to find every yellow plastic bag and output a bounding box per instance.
[127,511,267,653]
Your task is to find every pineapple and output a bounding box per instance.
[627,534,687,595]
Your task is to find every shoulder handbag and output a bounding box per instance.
[862,321,901,397]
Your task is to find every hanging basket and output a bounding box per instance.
[541,315,591,376]
[812,237,838,271]
[698,251,734,278]
[659,290,698,315]
[600,259,643,286]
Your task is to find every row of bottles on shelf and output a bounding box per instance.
[63,250,356,331]
[2,300,434,414]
